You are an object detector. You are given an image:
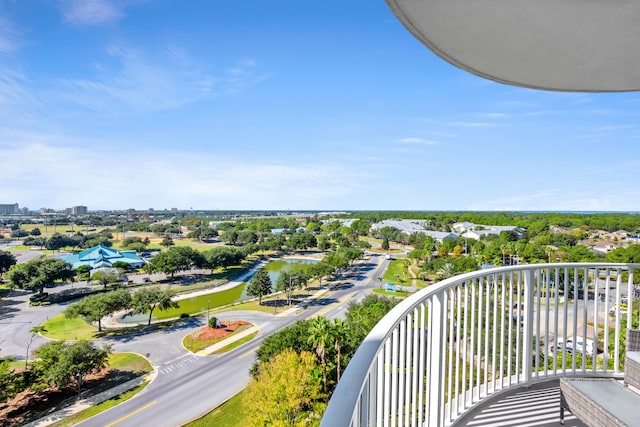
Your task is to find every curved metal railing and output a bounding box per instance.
[321,263,639,427]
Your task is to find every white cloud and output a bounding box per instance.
[0,138,368,210]
[448,121,498,128]
[0,14,23,54]
[54,44,265,114]
[0,67,41,124]
[59,0,123,26]
[396,137,437,145]
[476,112,508,119]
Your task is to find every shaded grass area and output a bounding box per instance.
[41,313,97,340]
[183,324,253,353]
[184,390,246,427]
[47,382,149,427]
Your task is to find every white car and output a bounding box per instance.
[548,338,594,357]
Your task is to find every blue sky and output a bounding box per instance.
[1,0,639,212]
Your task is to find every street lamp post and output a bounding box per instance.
[76,371,82,398]
[207,300,210,324]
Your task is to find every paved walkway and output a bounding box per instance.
[23,372,156,427]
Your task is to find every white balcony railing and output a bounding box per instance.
[321,263,638,427]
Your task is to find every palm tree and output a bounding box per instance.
[332,319,348,382]
[437,262,455,279]
[307,316,331,395]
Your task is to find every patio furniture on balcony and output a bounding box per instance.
[321,263,639,427]
[625,329,640,391]
[559,377,640,427]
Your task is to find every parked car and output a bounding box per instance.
[609,303,628,315]
[548,337,594,356]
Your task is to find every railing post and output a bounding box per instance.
[428,291,445,427]
[522,269,535,383]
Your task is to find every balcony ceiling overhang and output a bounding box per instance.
[386,0,640,92]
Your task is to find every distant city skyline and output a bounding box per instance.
[1,1,639,211]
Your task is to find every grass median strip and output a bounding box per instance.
[215,331,258,354]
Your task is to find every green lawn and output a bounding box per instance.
[154,283,247,319]
[41,313,97,340]
[108,352,153,373]
[382,259,411,286]
[184,390,246,427]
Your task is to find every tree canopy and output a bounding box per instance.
[6,257,74,295]
[146,246,204,278]
[0,250,17,275]
[34,340,111,392]
[246,269,272,305]
[65,289,132,332]
[131,288,178,326]
[243,349,325,427]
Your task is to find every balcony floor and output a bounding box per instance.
[456,379,587,427]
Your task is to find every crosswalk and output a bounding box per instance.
[158,354,199,374]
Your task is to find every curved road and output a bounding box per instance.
[72,254,389,427]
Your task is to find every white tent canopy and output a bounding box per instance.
[386,0,640,92]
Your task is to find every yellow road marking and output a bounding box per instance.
[238,348,254,359]
[104,400,158,427]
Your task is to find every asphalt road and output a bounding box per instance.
[74,254,389,427]
[0,289,67,361]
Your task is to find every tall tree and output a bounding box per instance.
[160,235,174,249]
[25,325,47,369]
[146,247,203,278]
[131,288,179,326]
[332,318,348,382]
[34,340,111,393]
[307,316,332,395]
[65,289,132,332]
[90,270,120,289]
[247,269,272,305]
[0,250,17,276]
[243,349,325,427]
[276,270,308,305]
[45,233,71,251]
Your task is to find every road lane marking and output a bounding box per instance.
[104,400,158,427]
[238,348,254,359]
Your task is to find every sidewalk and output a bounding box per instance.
[23,372,156,427]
